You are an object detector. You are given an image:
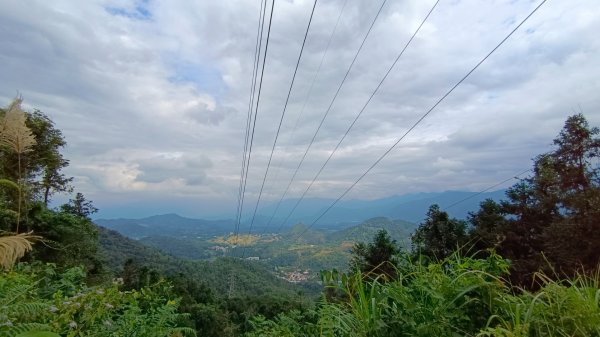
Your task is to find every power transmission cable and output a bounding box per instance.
[278,0,439,233]
[235,0,276,256]
[229,0,267,297]
[266,0,390,234]
[291,0,548,242]
[443,168,532,210]
[260,0,349,234]
[233,0,268,244]
[243,0,320,249]
[404,167,534,229]
[234,0,266,239]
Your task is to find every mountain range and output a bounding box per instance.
[95,189,507,237]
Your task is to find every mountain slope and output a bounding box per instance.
[327,217,417,247]
[97,226,303,297]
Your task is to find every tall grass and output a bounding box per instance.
[481,271,600,336]
[246,252,600,337]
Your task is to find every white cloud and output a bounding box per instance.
[1,0,599,218]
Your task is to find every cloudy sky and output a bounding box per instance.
[1,0,598,219]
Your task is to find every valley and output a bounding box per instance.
[94,190,506,284]
[97,214,417,284]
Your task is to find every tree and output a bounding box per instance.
[0,101,73,207]
[26,110,73,205]
[468,199,507,252]
[0,97,36,232]
[60,192,98,219]
[350,229,400,280]
[468,113,600,287]
[27,206,100,271]
[540,114,600,276]
[412,204,468,260]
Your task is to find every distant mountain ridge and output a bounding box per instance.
[95,189,508,238]
[253,189,507,227]
[95,213,233,239]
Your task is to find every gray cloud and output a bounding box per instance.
[1,0,599,218]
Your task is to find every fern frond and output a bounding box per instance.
[2,323,52,337]
[0,232,41,270]
[0,282,31,302]
[168,327,197,337]
[4,303,49,320]
[15,331,60,337]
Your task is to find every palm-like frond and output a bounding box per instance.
[0,232,41,270]
[0,178,20,192]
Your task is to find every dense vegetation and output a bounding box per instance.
[413,113,600,288]
[2,97,599,337]
[247,252,600,337]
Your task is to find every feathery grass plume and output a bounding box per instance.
[0,232,41,270]
[0,96,36,154]
[1,96,37,232]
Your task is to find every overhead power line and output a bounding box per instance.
[267,0,390,234]
[230,0,268,297]
[260,0,349,234]
[292,0,548,242]
[444,168,532,210]
[243,0,320,249]
[235,0,276,250]
[404,168,534,228]
[278,0,440,233]
[234,0,267,239]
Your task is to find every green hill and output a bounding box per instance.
[327,217,416,247]
[97,226,306,298]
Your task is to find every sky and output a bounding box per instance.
[1,0,599,219]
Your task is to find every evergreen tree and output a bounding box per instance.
[412,204,467,260]
[469,113,600,286]
[60,192,98,219]
[350,229,400,280]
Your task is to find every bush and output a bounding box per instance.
[0,263,195,337]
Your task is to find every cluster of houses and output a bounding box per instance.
[282,270,310,283]
[209,245,227,253]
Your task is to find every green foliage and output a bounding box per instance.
[26,206,100,274]
[245,310,317,337]
[98,227,303,299]
[0,268,52,337]
[1,263,195,337]
[328,218,415,246]
[98,227,312,336]
[59,193,98,220]
[0,102,72,207]
[480,272,600,336]
[16,331,61,337]
[349,230,399,281]
[469,114,600,287]
[412,204,468,260]
[246,253,600,337]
